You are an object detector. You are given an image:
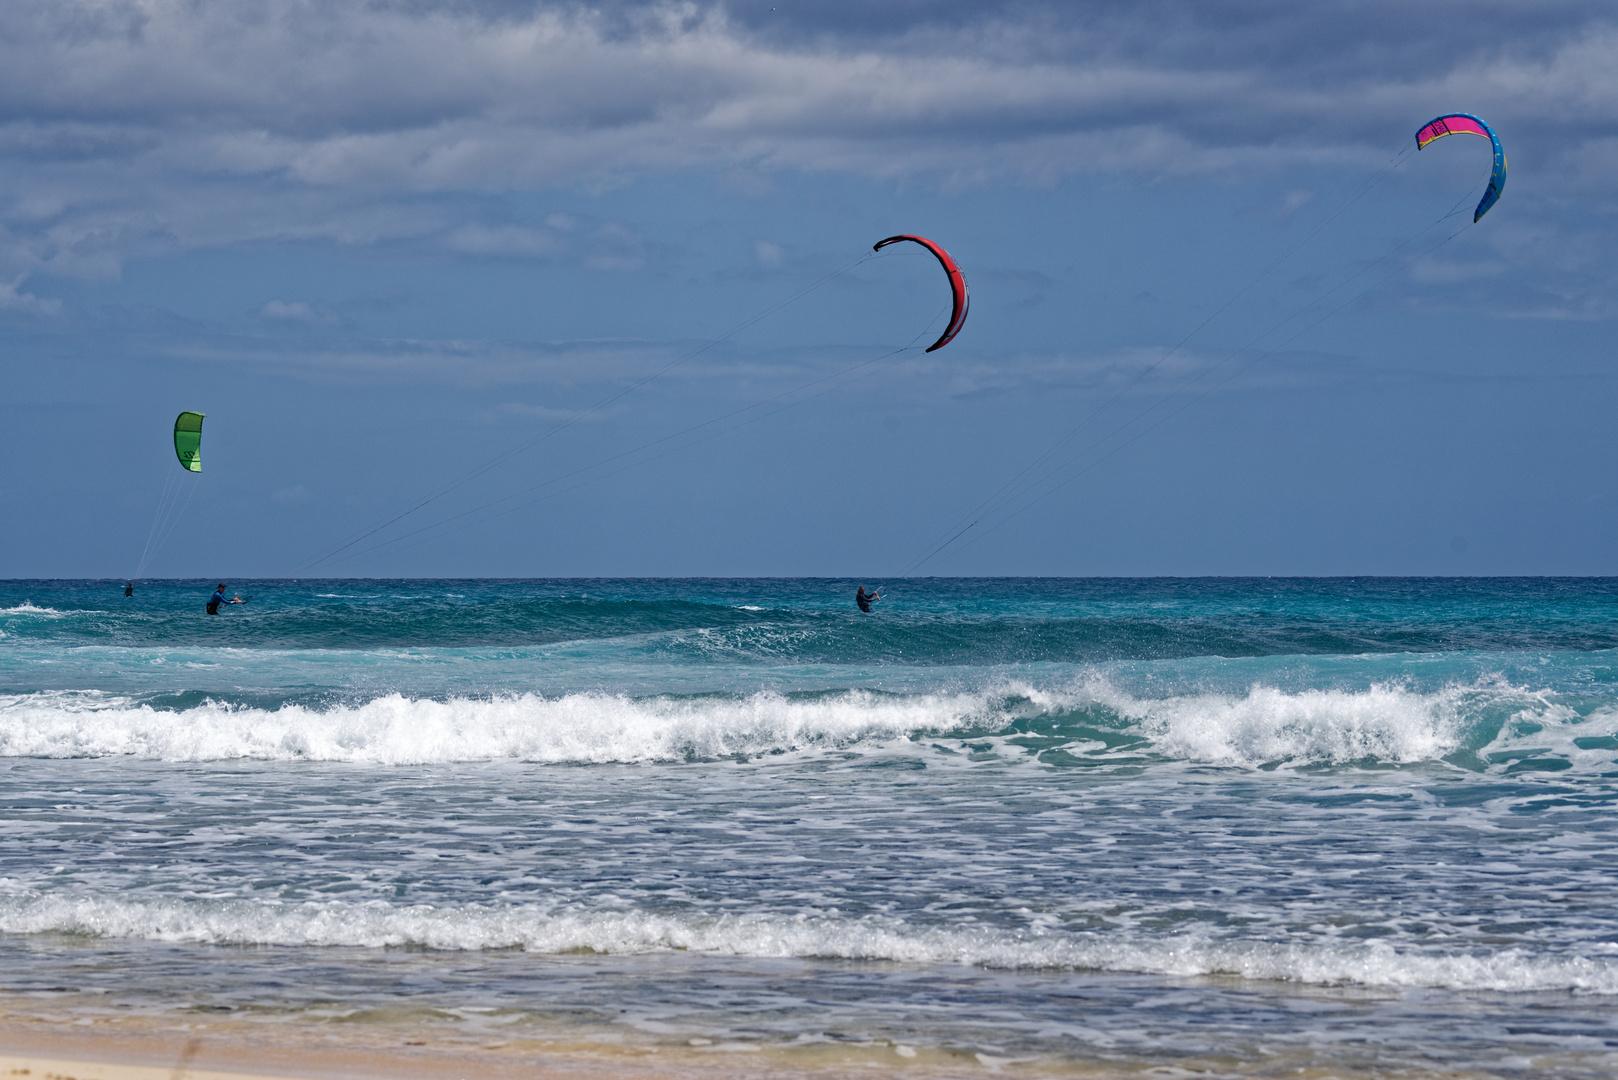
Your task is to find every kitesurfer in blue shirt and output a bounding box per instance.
[856,586,881,613]
[207,584,243,614]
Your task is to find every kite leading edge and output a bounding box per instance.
[1414,113,1506,222]
[872,235,970,352]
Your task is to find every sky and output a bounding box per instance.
[2,0,1615,578]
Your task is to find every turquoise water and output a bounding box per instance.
[3,578,1618,1075]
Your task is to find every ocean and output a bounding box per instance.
[2,577,1616,1077]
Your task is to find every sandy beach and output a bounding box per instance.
[0,1001,1550,1080]
[0,1037,973,1080]
[0,1005,1019,1080]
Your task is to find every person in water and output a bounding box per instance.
[124,583,134,597]
[207,584,244,614]
[856,586,881,613]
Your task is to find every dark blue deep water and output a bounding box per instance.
[2,578,1617,1076]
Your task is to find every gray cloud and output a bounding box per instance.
[0,1,1613,283]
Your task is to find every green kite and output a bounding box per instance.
[174,411,205,472]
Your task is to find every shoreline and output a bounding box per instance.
[0,1011,1016,1080]
[0,1041,982,1080]
[0,1008,1557,1080]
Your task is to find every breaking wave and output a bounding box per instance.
[1,889,1613,995]
[0,675,1601,770]
[0,603,64,617]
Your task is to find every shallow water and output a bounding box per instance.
[3,578,1617,1076]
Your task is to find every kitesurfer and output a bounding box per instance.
[207,584,243,614]
[124,583,134,597]
[856,586,881,613]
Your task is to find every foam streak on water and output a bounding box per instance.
[2,578,1618,1077]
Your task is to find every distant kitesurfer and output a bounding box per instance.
[207,584,243,615]
[124,582,134,597]
[856,586,881,613]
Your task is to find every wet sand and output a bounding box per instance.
[0,1007,1019,1080]
[0,1012,1527,1080]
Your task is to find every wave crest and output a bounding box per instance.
[0,602,65,616]
[2,889,1613,994]
[0,688,979,764]
[0,675,1597,770]
[1109,681,1468,765]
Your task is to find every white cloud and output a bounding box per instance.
[1409,258,1509,285]
[441,223,565,257]
[152,334,705,387]
[1278,190,1317,220]
[0,277,61,316]
[260,299,338,324]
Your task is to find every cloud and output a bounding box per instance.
[259,299,338,324]
[578,220,647,270]
[491,401,610,422]
[148,333,717,387]
[441,222,565,257]
[0,1,1614,287]
[3,3,1614,182]
[0,277,61,317]
[1408,258,1509,285]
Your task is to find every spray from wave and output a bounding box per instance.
[0,688,970,764]
[0,675,1597,770]
[1099,680,1469,765]
[0,603,64,617]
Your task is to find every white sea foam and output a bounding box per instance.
[0,688,990,764]
[0,602,65,616]
[1476,701,1618,770]
[0,675,1581,768]
[1079,678,1472,766]
[0,889,1612,995]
